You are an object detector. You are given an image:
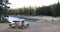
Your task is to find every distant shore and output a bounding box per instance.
[19,15,60,22]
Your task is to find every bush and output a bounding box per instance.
[0,19,10,23]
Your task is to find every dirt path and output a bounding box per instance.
[0,21,60,32]
[0,23,9,31]
[21,22,60,32]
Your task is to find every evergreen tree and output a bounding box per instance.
[55,1,60,16]
[0,0,11,21]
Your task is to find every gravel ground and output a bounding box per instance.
[0,21,60,32]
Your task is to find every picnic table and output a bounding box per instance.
[9,19,29,29]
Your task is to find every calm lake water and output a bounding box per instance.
[5,16,39,22]
[18,16,39,22]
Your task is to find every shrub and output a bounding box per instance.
[0,19,10,23]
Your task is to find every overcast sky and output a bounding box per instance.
[9,0,60,8]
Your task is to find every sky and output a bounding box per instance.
[9,0,60,8]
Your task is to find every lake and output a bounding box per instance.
[5,16,39,22]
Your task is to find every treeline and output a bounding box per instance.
[9,2,60,17]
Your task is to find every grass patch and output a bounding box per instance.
[2,30,21,32]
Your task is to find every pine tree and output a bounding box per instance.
[55,1,60,16]
[0,0,11,21]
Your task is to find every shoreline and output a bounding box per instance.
[19,15,60,21]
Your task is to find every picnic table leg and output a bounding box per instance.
[15,22,19,29]
[21,21,25,29]
[27,23,29,27]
